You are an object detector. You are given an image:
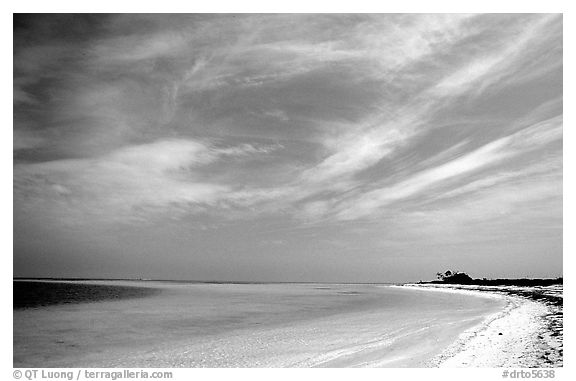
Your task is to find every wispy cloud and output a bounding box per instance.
[330,115,562,221]
[430,14,561,98]
[13,14,562,280]
[14,139,282,225]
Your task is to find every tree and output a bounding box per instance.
[436,270,453,281]
[435,270,473,284]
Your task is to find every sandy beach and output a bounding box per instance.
[14,280,510,368]
[398,284,563,367]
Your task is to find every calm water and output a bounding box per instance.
[14,281,160,309]
[14,280,505,367]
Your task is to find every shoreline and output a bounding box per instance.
[14,282,504,368]
[14,281,561,367]
[398,283,563,367]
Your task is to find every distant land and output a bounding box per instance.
[420,270,563,287]
[417,271,563,308]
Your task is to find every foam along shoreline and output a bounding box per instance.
[397,284,563,367]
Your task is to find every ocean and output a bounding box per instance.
[13,280,505,367]
[14,281,160,309]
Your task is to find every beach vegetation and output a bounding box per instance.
[435,270,473,284]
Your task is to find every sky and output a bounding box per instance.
[13,14,562,282]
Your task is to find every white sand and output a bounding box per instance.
[19,281,561,367]
[399,284,562,367]
[14,282,505,368]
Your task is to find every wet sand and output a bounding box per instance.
[400,284,563,367]
[14,280,506,367]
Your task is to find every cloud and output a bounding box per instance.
[435,154,561,201]
[14,139,281,225]
[430,14,561,98]
[400,178,561,244]
[299,121,413,184]
[279,14,560,203]
[330,115,562,221]
[13,14,562,255]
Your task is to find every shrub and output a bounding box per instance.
[436,270,473,284]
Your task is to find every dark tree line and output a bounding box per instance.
[435,270,473,284]
[426,270,562,286]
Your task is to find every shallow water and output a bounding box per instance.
[13,281,505,367]
[14,281,160,309]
